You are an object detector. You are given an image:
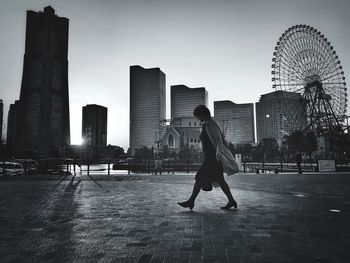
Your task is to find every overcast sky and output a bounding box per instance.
[1,0,350,150]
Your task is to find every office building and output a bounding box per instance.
[82,104,107,147]
[214,100,255,144]
[256,91,306,143]
[10,6,70,157]
[129,65,166,153]
[7,101,22,153]
[171,85,208,118]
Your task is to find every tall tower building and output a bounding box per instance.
[171,85,208,118]
[15,6,70,157]
[82,104,107,147]
[130,65,166,153]
[214,100,255,144]
[7,101,22,153]
[256,91,306,143]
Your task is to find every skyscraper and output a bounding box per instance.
[214,100,255,144]
[171,85,208,118]
[82,104,107,147]
[7,101,22,153]
[256,91,306,143]
[13,6,70,157]
[129,65,166,153]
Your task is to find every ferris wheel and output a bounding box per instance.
[271,24,347,133]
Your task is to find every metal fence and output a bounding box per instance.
[1,158,350,177]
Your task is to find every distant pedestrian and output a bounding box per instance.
[154,156,163,175]
[296,152,302,174]
[178,105,239,210]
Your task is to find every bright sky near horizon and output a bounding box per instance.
[1,0,350,150]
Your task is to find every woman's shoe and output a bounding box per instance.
[177,200,194,210]
[221,199,237,210]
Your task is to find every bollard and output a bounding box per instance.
[66,162,69,173]
[3,160,5,176]
[243,162,246,173]
[24,160,27,176]
[280,159,283,171]
[87,162,90,176]
[167,160,170,174]
[108,162,110,176]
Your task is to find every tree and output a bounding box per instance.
[162,145,170,159]
[258,138,279,162]
[329,131,350,162]
[178,146,192,161]
[304,131,318,158]
[237,143,253,162]
[134,146,153,161]
[286,131,305,153]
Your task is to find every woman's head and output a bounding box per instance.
[193,105,211,121]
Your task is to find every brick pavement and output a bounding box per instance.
[0,173,350,263]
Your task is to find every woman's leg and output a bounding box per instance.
[188,180,201,203]
[218,179,237,209]
[218,179,235,202]
[178,181,201,209]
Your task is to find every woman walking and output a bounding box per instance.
[178,105,239,210]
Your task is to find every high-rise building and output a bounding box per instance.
[11,6,70,157]
[7,101,22,153]
[214,100,255,144]
[0,99,3,142]
[82,104,107,147]
[129,65,166,153]
[171,85,208,118]
[256,91,306,143]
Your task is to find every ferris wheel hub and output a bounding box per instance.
[304,75,321,87]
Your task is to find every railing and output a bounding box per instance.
[1,158,350,176]
[243,162,319,173]
[113,160,199,174]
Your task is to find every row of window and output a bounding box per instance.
[168,134,201,147]
[188,122,200,127]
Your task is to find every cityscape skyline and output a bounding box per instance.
[1,0,350,150]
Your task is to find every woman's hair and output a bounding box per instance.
[193,105,211,119]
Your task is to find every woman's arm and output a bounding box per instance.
[206,121,224,161]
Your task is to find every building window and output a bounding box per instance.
[194,122,197,126]
[189,122,191,126]
[168,134,174,148]
[190,138,193,143]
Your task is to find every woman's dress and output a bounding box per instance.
[195,123,224,191]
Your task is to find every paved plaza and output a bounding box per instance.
[0,172,350,263]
